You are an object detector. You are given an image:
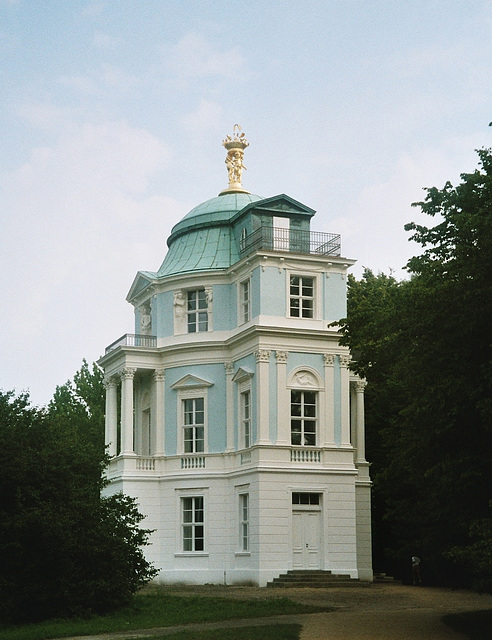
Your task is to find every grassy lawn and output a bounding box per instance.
[143,623,303,640]
[442,609,492,640]
[0,591,327,640]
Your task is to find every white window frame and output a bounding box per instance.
[187,289,209,333]
[290,388,318,447]
[240,389,252,449]
[177,387,209,454]
[239,278,251,324]
[289,274,315,319]
[182,396,205,453]
[181,495,205,552]
[239,493,250,552]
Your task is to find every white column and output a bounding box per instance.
[355,379,367,463]
[224,362,235,452]
[153,369,165,456]
[339,354,351,446]
[120,367,136,455]
[104,377,118,456]
[255,349,271,444]
[323,353,336,446]
[275,351,289,445]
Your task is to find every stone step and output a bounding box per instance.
[267,570,361,588]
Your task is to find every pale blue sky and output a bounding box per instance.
[1,0,492,406]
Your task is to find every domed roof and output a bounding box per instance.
[157,191,262,278]
[167,192,262,244]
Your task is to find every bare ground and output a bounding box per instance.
[63,582,492,640]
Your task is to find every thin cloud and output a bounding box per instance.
[167,32,245,79]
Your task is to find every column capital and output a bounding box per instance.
[355,379,367,393]
[323,353,336,366]
[339,354,351,367]
[224,361,234,376]
[255,349,271,363]
[104,376,118,389]
[120,367,137,380]
[275,350,288,364]
[153,368,165,382]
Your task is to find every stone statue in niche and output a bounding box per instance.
[174,290,186,318]
[140,302,152,335]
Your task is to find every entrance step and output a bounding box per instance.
[373,572,400,584]
[267,570,362,588]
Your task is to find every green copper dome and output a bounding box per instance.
[157,192,262,277]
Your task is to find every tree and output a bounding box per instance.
[337,148,492,588]
[0,369,157,623]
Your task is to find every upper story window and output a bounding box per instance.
[187,289,208,332]
[240,493,249,551]
[183,397,205,453]
[290,276,314,318]
[241,390,251,449]
[240,279,251,324]
[291,389,317,446]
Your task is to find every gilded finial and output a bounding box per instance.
[220,124,250,195]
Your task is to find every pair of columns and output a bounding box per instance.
[104,368,165,457]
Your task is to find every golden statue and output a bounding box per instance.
[220,124,250,194]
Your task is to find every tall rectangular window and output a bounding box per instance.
[182,496,204,551]
[240,279,250,323]
[187,290,208,332]
[290,276,314,318]
[241,390,251,448]
[291,390,317,446]
[240,494,249,551]
[183,397,204,453]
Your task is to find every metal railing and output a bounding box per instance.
[105,333,157,354]
[240,226,341,257]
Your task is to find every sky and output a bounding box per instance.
[1,0,492,407]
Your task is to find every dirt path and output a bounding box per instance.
[60,583,492,640]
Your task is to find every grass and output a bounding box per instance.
[0,591,327,640]
[442,609,492,640]
[138,623,303,640]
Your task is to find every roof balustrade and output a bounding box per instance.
[240,226,341,257]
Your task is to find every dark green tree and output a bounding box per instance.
[337,148,492,588]
[0,367,157,623]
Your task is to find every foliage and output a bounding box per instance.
[0,364,157,624]
[338,147,492,588]
[0,592,321,640]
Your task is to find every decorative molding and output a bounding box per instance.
[292,370,317,387]
[275,350,288,364]
[104,377,118,389]
[232,366,254,383]
[153,369,165,382]
[120,367,137,380]
[255,349,271,363]
[355,379,367,393]
[323,353,336,366]
[170,374,213,390]
[224,361,235,376]
[339,354,351,367]
[173,289,186,318]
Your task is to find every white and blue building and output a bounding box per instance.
[99,130,372,586]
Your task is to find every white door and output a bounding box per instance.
[292,510,321,569]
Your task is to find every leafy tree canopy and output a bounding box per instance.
[0,362,157,624]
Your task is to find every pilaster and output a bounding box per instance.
[275,351,288,445]
[323,353,336,447]
[153,369,165,456]
[224,361,235,452]
[255,349,271,444]
[339,354,351,446]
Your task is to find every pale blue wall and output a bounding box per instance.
[212,284,235,331]
[260,266,286,316]
[287,352,324,378]
[151,291,174,338]
[164,363,226,455]
[324,272,347,322]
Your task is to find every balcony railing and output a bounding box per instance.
[240,226,341,257]
[105,333,157,354]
